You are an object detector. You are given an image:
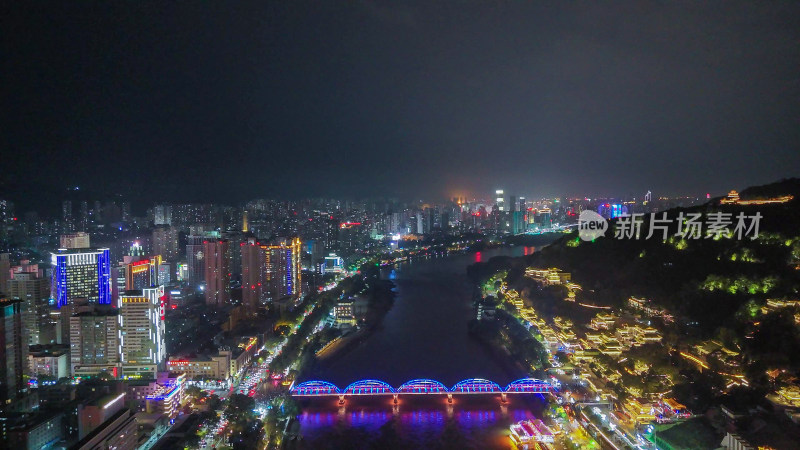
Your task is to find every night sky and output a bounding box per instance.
[5,1,800,209]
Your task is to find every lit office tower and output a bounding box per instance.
[51,248,112,308]
[152,226,180,262]
[495,190,505,211]
[0,297,26,403]
[51,247,112,344]
[6,271,50,345]
[69,305,119,378]
[203,239,230,306]
[119,286,165,378]
[265,237,302,301]
[185,235,205,287]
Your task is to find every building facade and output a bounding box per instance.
[0,297,26,403]
[118,287,166,378]
[203,239,230,306]
[69,306,119,378]
[51,248,112,308]
[6,271,50,345]
[152,226,180,262]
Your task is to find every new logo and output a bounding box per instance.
[578,210,608,241]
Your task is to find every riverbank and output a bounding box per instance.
[315,278,396,363]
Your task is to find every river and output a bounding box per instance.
[295,246,546,449]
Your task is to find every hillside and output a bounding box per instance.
[519,178,800,333]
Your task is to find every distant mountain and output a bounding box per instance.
[738,177,800,200]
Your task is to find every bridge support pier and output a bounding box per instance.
[447,393,453,404]
[393,394,398,405]
[501,393,508,403]
[338,395,346,406]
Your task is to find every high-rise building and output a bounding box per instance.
[69,305,119,378]
[203,239,230,306]
[222,231,245,280]
[0,297,27,403]
[511,210,526,235]
[325,218,339,251]
[62,200,74,232]
[495,189,505,212]
[265,237,302,301]
[51,248,112,344]
[92,200,102,224]
[241,236,302,310]
[158,263,171,286]
[0,200,14,242]
[536,208,552,228]
[60,232,91,249]
[241,238,266,312]
[79,201,89,231]
[6,271,50,345]
[153,204,172,226]
[0,253,10,294]
[121,202,131,222]
[185,235,206,287]
[119,286,165,378]
[124,255,162,290]
[51,248,112,308]
[152,226,180,262]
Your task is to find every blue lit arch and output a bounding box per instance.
[505,378,553,393]
[397,379,448,394]
[450,378,502,393]
[343,379,395,395]
[291,380,340,396]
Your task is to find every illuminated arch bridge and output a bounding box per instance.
[290,378,555,397]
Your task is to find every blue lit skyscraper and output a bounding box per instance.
[51,248,112,308]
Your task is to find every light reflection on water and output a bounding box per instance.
[295,395,545,449]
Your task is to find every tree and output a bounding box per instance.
[184,430,201,449]
[96,370,114,381]
[225,394,255,425]
[207,394,222,410]
[185,385,203,400]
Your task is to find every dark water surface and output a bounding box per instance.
[297,247,545,449]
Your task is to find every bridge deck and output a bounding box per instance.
[290,377,556,396]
